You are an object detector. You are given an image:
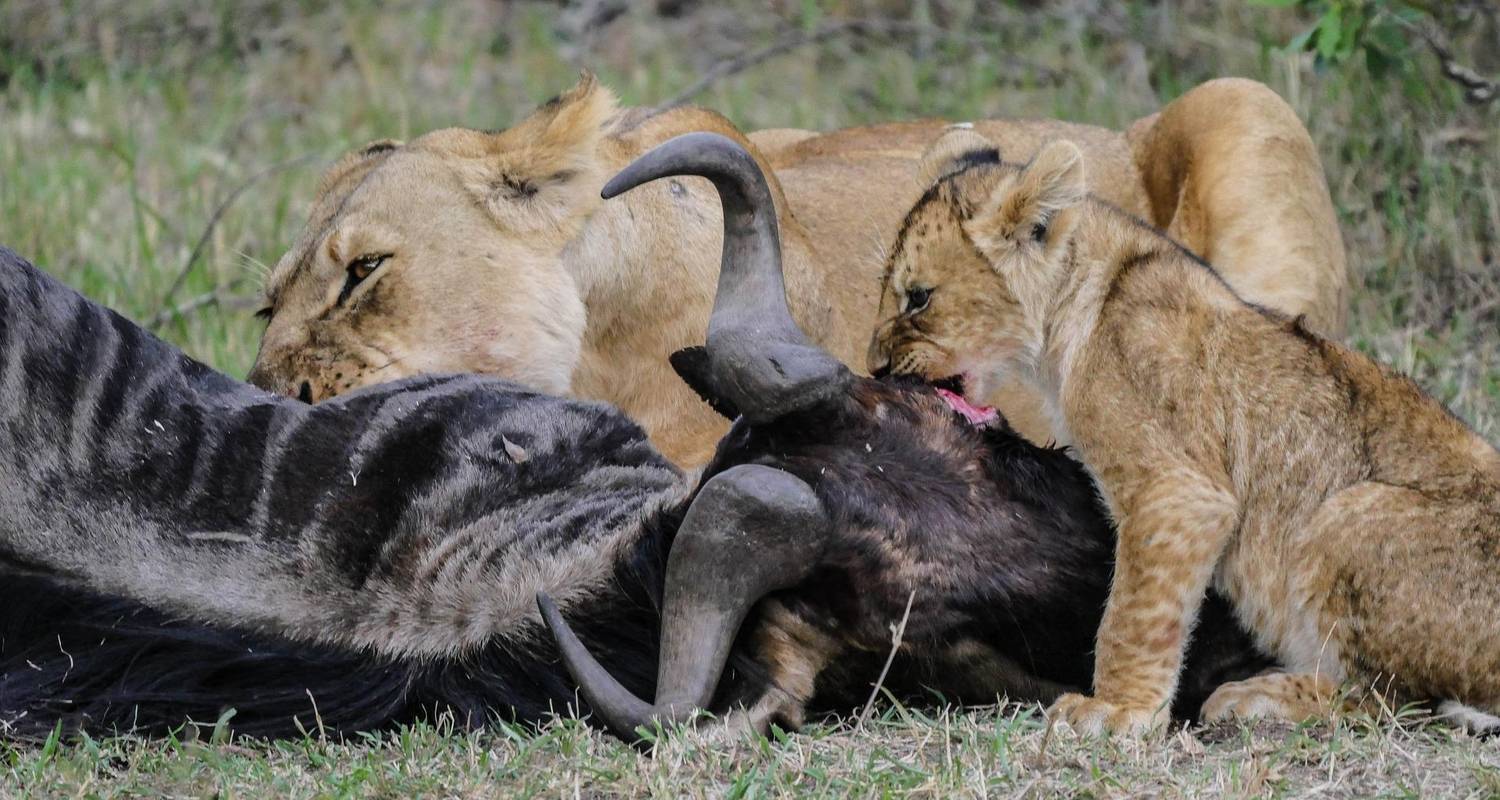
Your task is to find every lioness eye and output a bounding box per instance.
[337,253,390,306]
[905,286,932,314]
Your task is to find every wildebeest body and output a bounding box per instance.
[0,247,681,735]
[0,237,1268,740]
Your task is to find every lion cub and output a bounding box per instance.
[869,129,1500,736]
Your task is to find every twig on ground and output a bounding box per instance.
[152,154,317,325]
[857,589,916,726]
[1034,711,1057,770]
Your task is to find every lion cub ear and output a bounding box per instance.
[457,72,618,232]
[916,125,1000,186]
[967,140,1086,262]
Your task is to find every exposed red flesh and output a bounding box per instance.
[936,387,999,427]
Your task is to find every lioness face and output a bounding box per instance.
[248,144,588,401]
[868,139,1086,408]
[249,77,614,402]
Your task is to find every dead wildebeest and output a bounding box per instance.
[0,134,1267,743]
[534,133,1272,740]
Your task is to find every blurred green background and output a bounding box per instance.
[0,0,1496,432]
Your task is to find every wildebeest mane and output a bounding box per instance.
[0,502,802,740]
[0,527,676,739]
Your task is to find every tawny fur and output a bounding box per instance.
[870,136,1500,736]
[250,75,1347,468]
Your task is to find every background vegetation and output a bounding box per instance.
[1,0,1497,796]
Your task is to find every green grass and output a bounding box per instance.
[8,708,1500,798]
[1,1,1497,796]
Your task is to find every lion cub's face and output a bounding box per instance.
[867,133,1086,407]
[248,77,612,402]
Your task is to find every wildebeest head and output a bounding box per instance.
[536,134,1264,743]
[536,132,1100,741]
[534,132,854,739]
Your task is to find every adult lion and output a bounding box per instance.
[249,74,1346,467]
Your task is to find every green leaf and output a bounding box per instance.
[1336,5,1366,61]
[1365,40,1397,78]
[1286,22,1319,54]
[1367,18,1410,59]
[1316,5,1345,60]
[1250,0,1303,6]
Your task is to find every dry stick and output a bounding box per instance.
[144,288,259,328]
[1033,712,1057,770]
[151,154,318,332]
[657,19,1061,111]
[145,290,244,330]
[1399,17,1498,105]
[657,21,869,111]
[857,589,917,726]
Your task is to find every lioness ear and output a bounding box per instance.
[457,72,618,232]
[669,347,741,420]
[916,126,1001,186]
[968,139,1086,260]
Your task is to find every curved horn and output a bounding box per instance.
[602,131,851,423]
[537,464,830,741]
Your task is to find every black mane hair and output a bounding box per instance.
[0,530,672,739]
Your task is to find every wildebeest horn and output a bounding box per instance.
[537,464,829,742]
[601,131,852,423]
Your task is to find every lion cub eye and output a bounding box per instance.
[337,253,390,306]
[905,286,932,314]
[1031,222,1048,242]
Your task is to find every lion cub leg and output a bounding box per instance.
[1201,672,1346,724]
[1051,471,1238,736]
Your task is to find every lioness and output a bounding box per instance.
[869,131,1500,736]
[249,73,1346,467]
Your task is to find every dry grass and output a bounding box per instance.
[1,1,1498,796]
[8,706,1500,798]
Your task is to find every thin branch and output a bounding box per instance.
[153,154,318,326]
[657,21,865,111]
[146,291,222,331]
[857,589,916,727]
[146,289,259,332]
[656,19,1062,112]
[1400,17,1497,105]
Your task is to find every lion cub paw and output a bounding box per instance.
[1048,692,1167,737]
[1201,673,1339,724]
